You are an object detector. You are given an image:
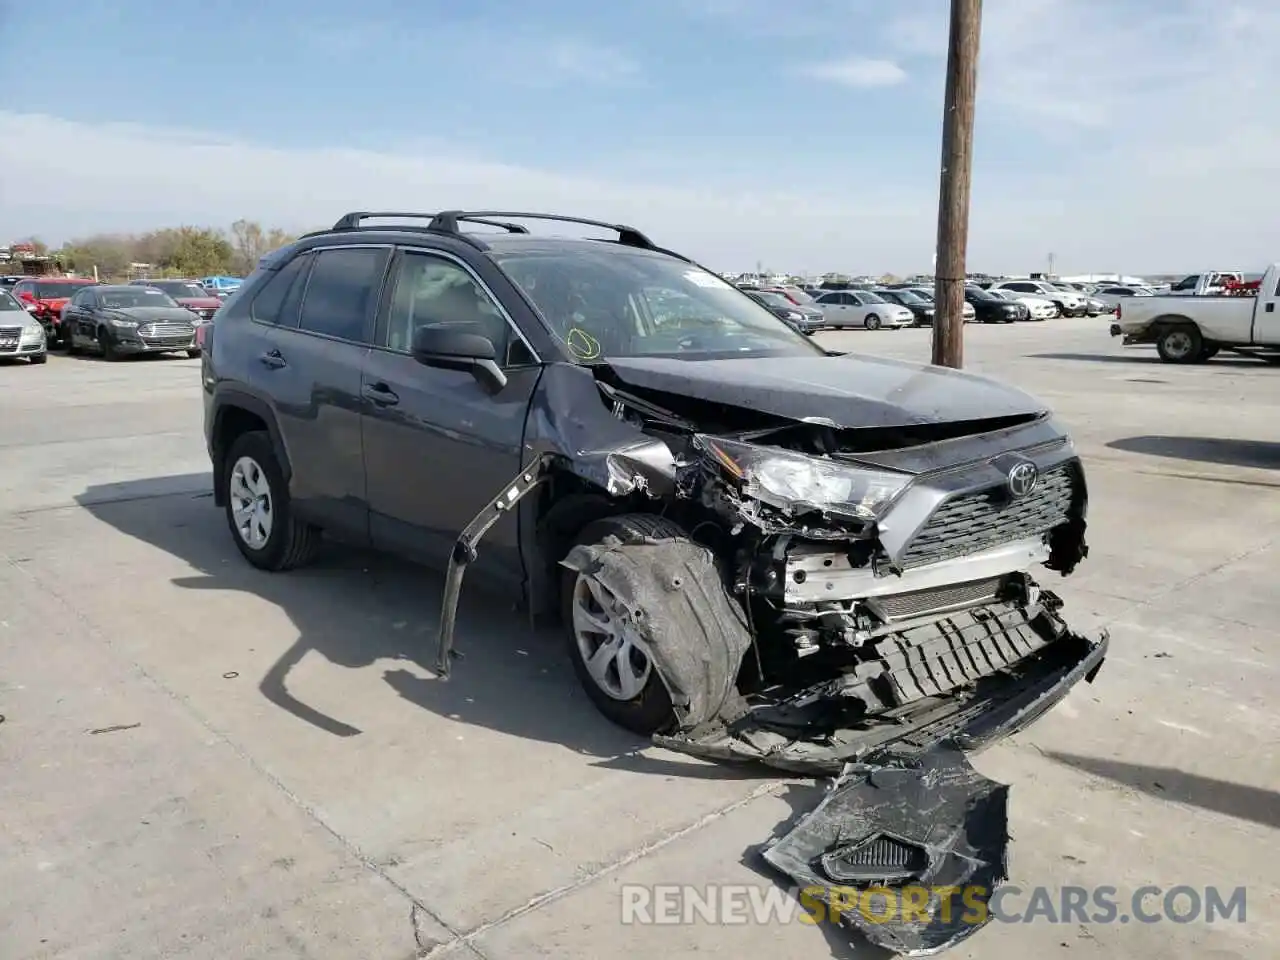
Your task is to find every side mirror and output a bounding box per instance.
[410,326,508,393]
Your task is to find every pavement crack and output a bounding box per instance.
[420,777,790,957]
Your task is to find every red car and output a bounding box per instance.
[128,279,223,322]
[12,277,97,345]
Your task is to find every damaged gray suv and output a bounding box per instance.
[203,211,1108,954]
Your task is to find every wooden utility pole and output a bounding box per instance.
[932,0,983,368]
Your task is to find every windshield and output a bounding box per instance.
[100,288,179,309]
[966,287,996,300]
[752,291,792,308]
[886,290,924,304]
[858,291,886,304]
[151,281,208,298]
[908,288,934,302]
[0,291,23,311]
[34,281,90,298]
[494,249,825,362]
[779,288,814,304]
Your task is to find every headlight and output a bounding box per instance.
[108,317,138,328]
[21,318,45,338]
[698,436,912,520]
[784,311,803,320]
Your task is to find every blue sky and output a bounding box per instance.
[2,0,1278,273]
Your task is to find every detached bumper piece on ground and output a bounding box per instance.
[762,747,1010,956]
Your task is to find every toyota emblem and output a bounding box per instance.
[1006,461,1039,499]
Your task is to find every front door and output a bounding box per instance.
[361,247,541,582]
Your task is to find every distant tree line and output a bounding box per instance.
[10,220,302,280]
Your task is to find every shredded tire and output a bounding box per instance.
[561,514,753,735]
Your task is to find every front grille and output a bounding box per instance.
[139,322,194,339]
[865,575,1003,622]
[822,834,928,883]
[0,325,21,353]
[899,463,1076,569]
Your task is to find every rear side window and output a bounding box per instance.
[296,248,388,342]
[251,254,311,326]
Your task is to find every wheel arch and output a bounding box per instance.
[525,472,661,624]
[1148,313,1198,330]
[210,389,291,507]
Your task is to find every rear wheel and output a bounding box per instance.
[222,431,321,571]
[1156,325,1203,364]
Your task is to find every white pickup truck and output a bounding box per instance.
[1163,270,1243,296]
[1110,262,1280,363]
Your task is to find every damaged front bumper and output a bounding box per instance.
[656,611,1108,776]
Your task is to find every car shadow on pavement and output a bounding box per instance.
[73,475,676,766]
[1029,352,1262,367]
[1107,435,1280,470]
[1044,752,1280,830]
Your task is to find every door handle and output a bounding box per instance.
[259,349,286,369]
[362,383,399,406]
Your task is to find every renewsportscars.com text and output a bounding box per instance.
[620,883,1247,927]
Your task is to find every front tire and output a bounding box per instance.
[1156,325,1203,364]
[865,314,882,330]
[222,431,321,571]
[30,353,47,365]
[561,514,696,735]
[99,331,119,362]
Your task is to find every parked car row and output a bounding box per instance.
[0,275,226,365]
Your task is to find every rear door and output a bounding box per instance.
[360,246,542,580]
[257,244,391,540]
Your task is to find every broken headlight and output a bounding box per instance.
[701,436,912,520]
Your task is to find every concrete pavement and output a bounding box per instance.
[0,321,1276,959]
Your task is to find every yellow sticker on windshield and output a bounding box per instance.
[566,327,601,360]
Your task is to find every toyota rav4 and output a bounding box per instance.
[201,210,1108,955]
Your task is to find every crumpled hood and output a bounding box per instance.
[601,353,1048,429]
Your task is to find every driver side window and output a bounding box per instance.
[383,252,527,365]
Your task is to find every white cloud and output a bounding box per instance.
[798,57,908,88]
[545,39,642,85]
[0,111,931,274]
[6,0,1280,275]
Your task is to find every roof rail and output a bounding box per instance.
[332,211,443,230]
[427,211,656,249]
